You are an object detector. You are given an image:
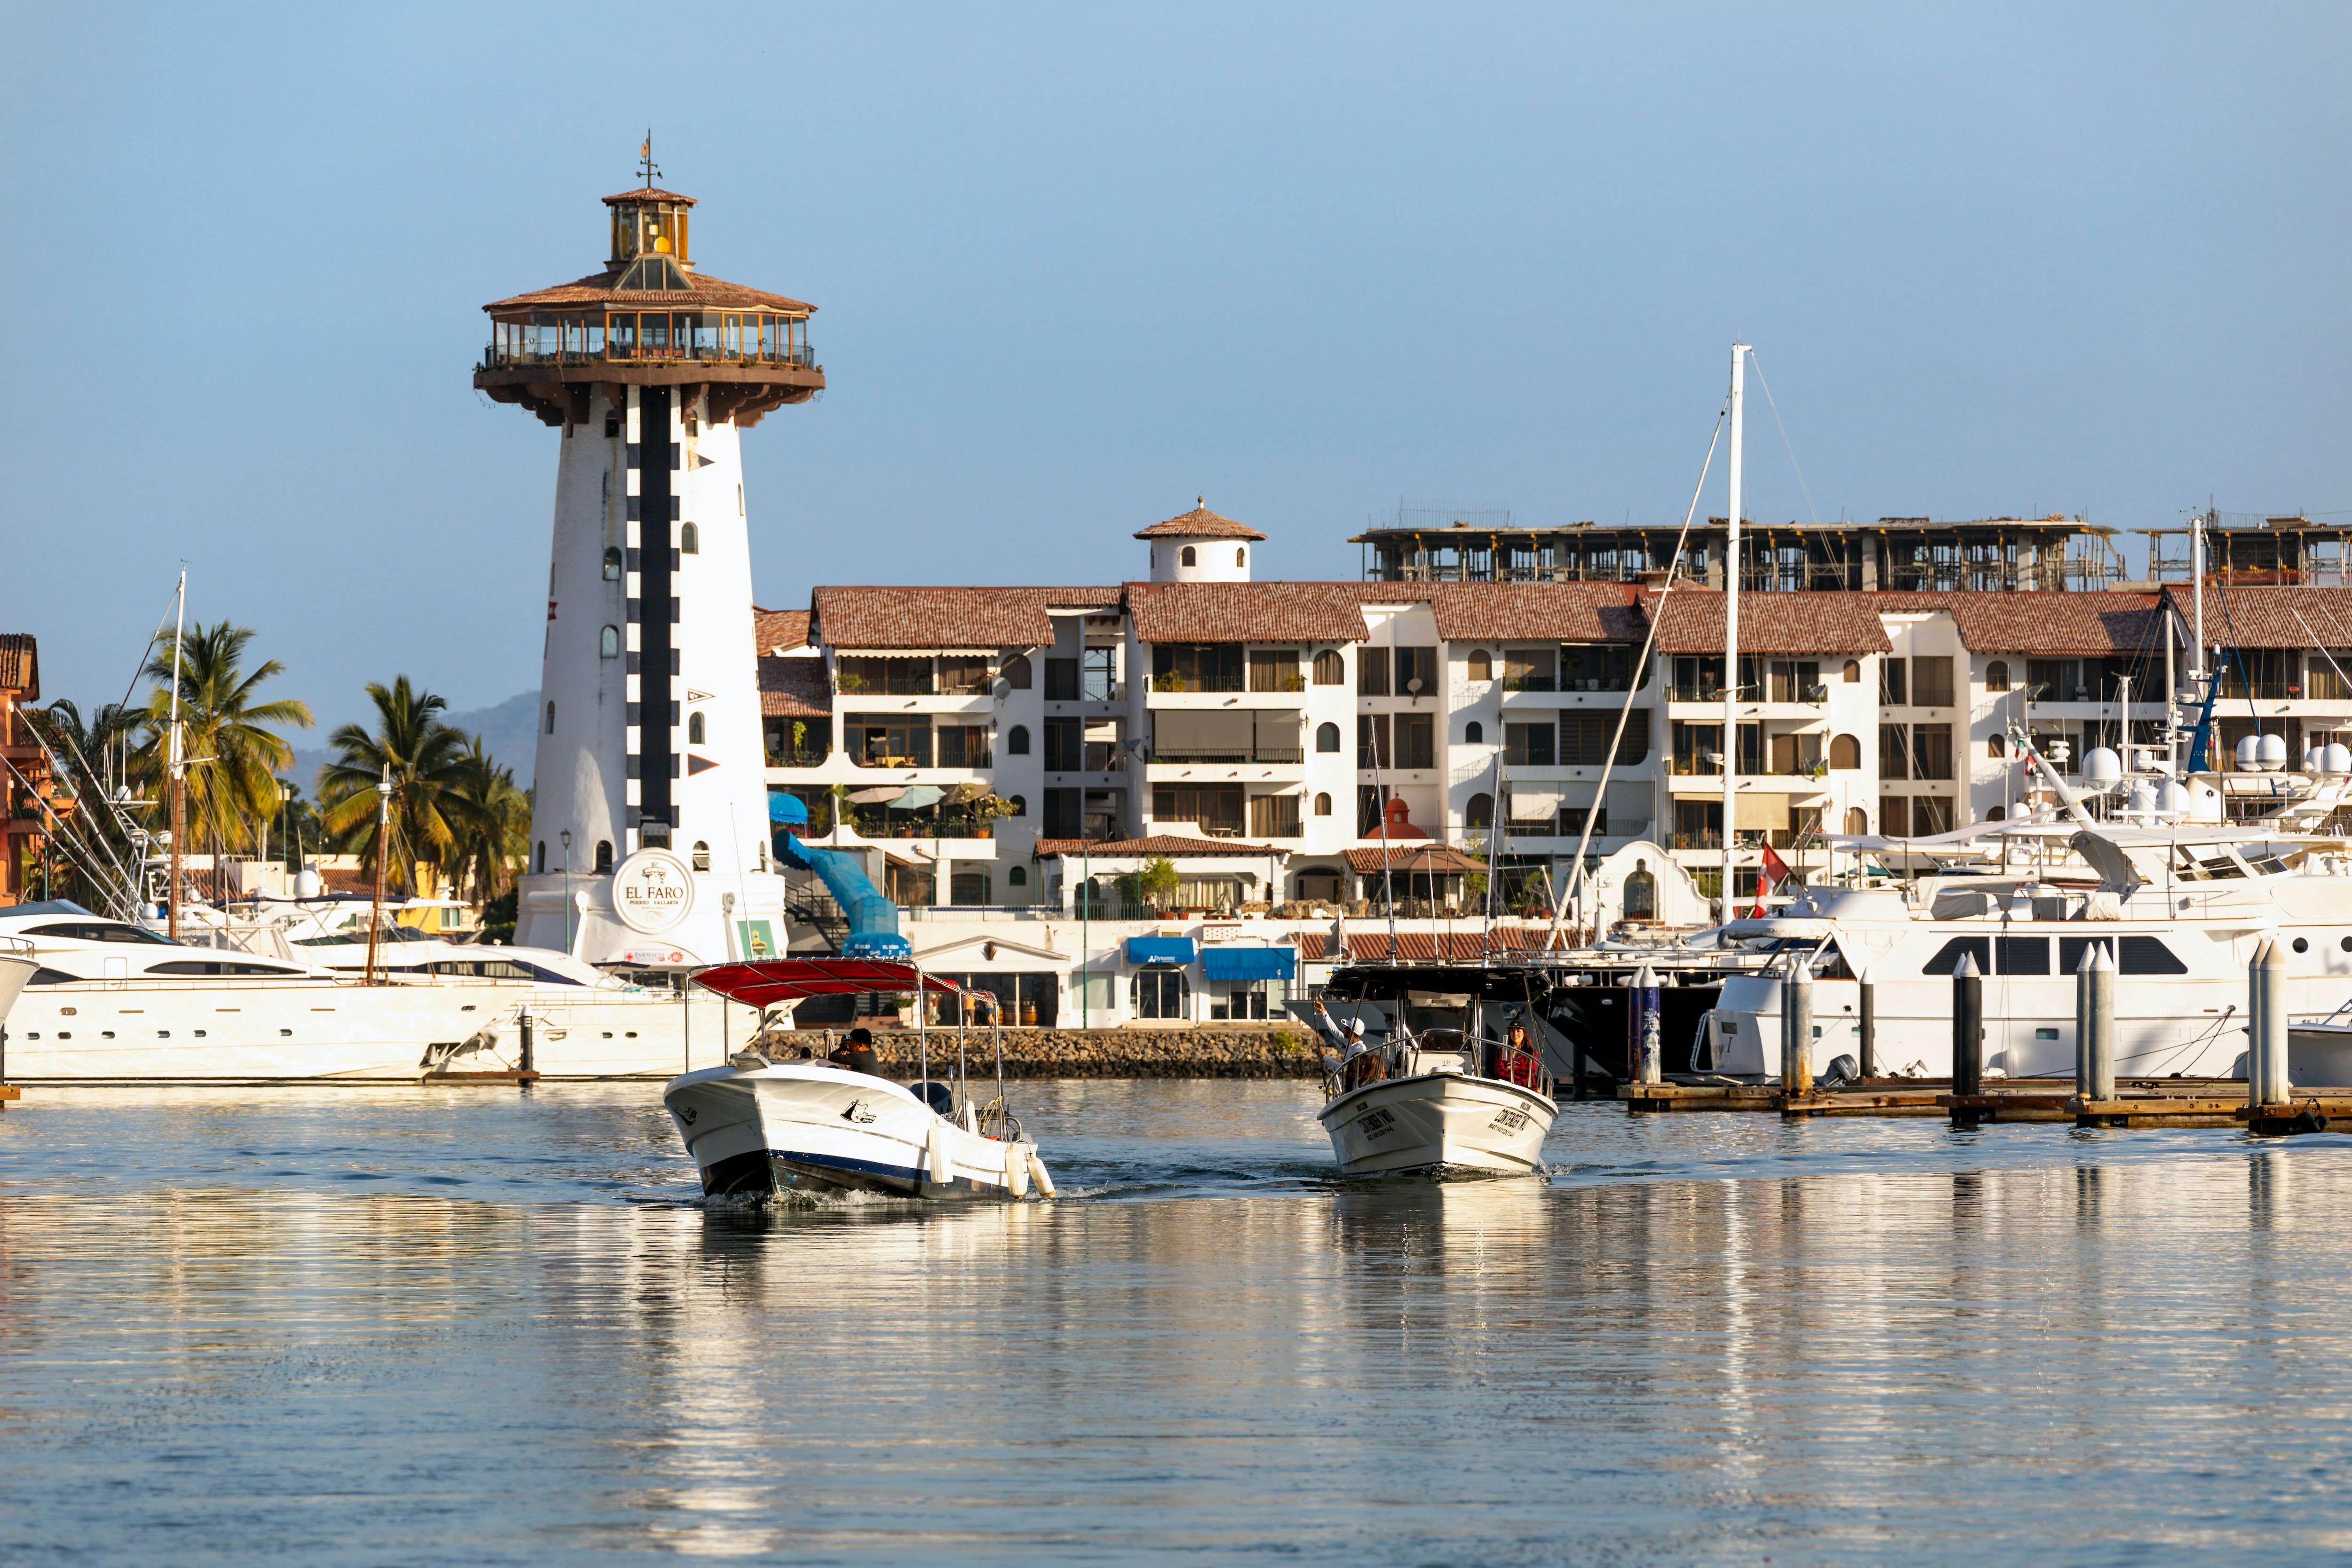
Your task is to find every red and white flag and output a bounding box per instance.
[1759,841,1792,892]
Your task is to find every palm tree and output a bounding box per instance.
[316,677,471,898]
[443,736,530,902]
[27,699,145,910]
[134,621,313,860]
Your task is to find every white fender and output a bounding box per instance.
[1025,1146,1057,1199]
[926,1118,951,1194]
[1002,1139,1030,1198]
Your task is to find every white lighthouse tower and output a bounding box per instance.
[476,159,822,965]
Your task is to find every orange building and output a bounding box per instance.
[0,634,66,905]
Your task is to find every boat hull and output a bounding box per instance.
[1318,1073,1555,1178]
[664,1062,1041,1201]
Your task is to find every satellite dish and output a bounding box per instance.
[2083,747,2122,786]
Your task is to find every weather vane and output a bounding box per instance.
[638,129,660,188]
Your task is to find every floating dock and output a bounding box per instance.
[1622,1077,2341,1134]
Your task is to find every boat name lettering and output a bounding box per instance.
[1489,1109,1531,1134]
[1357,1107,1398,1140]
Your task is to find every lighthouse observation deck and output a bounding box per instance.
[475,185,822,428]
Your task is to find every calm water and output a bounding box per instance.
[2,1082,2349,1565]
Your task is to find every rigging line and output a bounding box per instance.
[1743,350,1823,530]
[14,721,142,908]
[1546,406,1727,950]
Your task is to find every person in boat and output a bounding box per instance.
[1311,1002,1386,1090]
[1490,1018,1542,1088]
[828,1027,882,1076]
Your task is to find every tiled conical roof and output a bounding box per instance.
[1132,500,1267,541]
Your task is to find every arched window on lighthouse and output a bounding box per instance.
[599,626,619,659]
[603,546,621,581]
[1181,546,1197,567]
[535,841,546,874]
[688,712,706,745]
[595,840,613,873]
[681,522,699,555]
[1236,547,1247,568]
[545,701,556,734]
[691,840,711,872]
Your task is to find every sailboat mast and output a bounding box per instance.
[166,569,187,941]
[1722,343,1746,919]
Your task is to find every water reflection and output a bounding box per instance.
[1,1085,2350,1562]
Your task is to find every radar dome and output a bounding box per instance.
[2235,735,2262,771]
[2327,744,2352,775]
[294,868,323,899]
[2154,780,2190,820]
[2257,733,2289,772]
[2083,746,2122,785]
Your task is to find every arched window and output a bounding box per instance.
[1235,546,1246,568]
[534,841,546,874]
[691,839,711,871]
[1624,861,1657,921]
[1986,660,2010,693]
[1008,865,1028,887]
[1464,721,1484,745]
[1009,794,1027,816]
[1180,545,1197,567]
[602,546,622,581]
[594,840,613,872]
[1466,792,1494,829]
[1003,654,1033,689]
[1988,734,2006,758]
[1008,724,1031,755]
[688,712,706,745]
[1314,792,1333,816]
[1315,722,1341,753]
[1313,649,1344,685]
[600,625,619,659]
[681,522,699,554]
[1468,649,1492,682]
[1986,806,2006,822]
[1830,734,1860,769]
[545,701,556,734]
[1844,807,1868,835]
[1842,659,1861,683]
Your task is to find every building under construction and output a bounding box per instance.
[2142,511,2352,587]
[1352,507,2127,593]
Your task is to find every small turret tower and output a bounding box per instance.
[1135,500,1266,583]
[475,155,823,963]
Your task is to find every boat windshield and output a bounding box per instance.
[2170,847,2247,881]
[24,920,178,946]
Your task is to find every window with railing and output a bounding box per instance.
[1559,643,1645,692]
[836,657,932,696]
[1670,799,1721,849]
[1248,649,1304,692]
[1152,644,1243,693]
[763,717,832,767]
[484,310,815,370]
[1154,784,1245,837]
[1502,648,1556,692]
[937,724,993,769]
[2306,654,2352,700]
[1911,656,1955,707]
[1503,721,1555,767]
[938,655,992,696]
[1248,792,1303,838]
[1670,721,1721,776]
[848,715,931,767]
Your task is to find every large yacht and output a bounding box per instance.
[0,901,509,1083]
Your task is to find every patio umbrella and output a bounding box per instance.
[848,785,907,805]
[891,784,947,811]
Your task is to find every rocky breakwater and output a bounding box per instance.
[758,1025,1325,1079]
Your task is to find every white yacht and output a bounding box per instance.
[1704,825,2352,1083]
[180,897,751,1079]
[663,959,1055,1201]
[0,900,509,1083]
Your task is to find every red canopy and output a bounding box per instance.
[693,958,974,1007]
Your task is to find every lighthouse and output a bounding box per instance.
[476,162,822,965]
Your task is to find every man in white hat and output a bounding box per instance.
[1311,1000,1383,1090]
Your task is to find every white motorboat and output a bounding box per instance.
[1310,992,1556,1178]
[663,958,1055,1202]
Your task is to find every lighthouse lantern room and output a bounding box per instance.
[477,162,822,966]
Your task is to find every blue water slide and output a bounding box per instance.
[774,826,910,959]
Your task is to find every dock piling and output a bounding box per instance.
[1780,953,1813,1096]
[2249,938,2294,1118]
[1858,971,1876,1080]
[2072,943,2116,1120]
[1632,964,1662,1085]
[1951,952,1983,1118]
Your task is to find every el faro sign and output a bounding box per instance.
[612,849,695,934]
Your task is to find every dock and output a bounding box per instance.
[1621,1077,2343,1134]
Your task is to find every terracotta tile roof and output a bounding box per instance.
[1866,590,2165,657]
[1417,582,1646,642]
[758,657,832,719]
[1646,589,1892,655]
[1124,582,1371,643]
[2156,585,2352,651]
[753,606,810,653]
[1032,835,1285,858]
[0,634,36,699]
[1133,502,1268,541]
[603,187,698,206]
[811,586,1117,650]
[482,267,814,314]
[1296,927,1549,961]
[1343,844,1489,875]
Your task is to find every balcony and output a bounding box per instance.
[1150,745,1305,765]
[1668,681,1828,705]
[479,338,819,372]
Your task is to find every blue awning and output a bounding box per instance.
[1203,947,1296,982]
[1125,936,1196,966]
[767,792,810,825]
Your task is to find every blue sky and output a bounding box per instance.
[6,3,2347,736]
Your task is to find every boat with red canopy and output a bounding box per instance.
[663,958,1056,1201]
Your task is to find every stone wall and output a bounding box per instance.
[754,1025,1325,1079]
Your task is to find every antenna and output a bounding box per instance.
[638,130,661,188]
